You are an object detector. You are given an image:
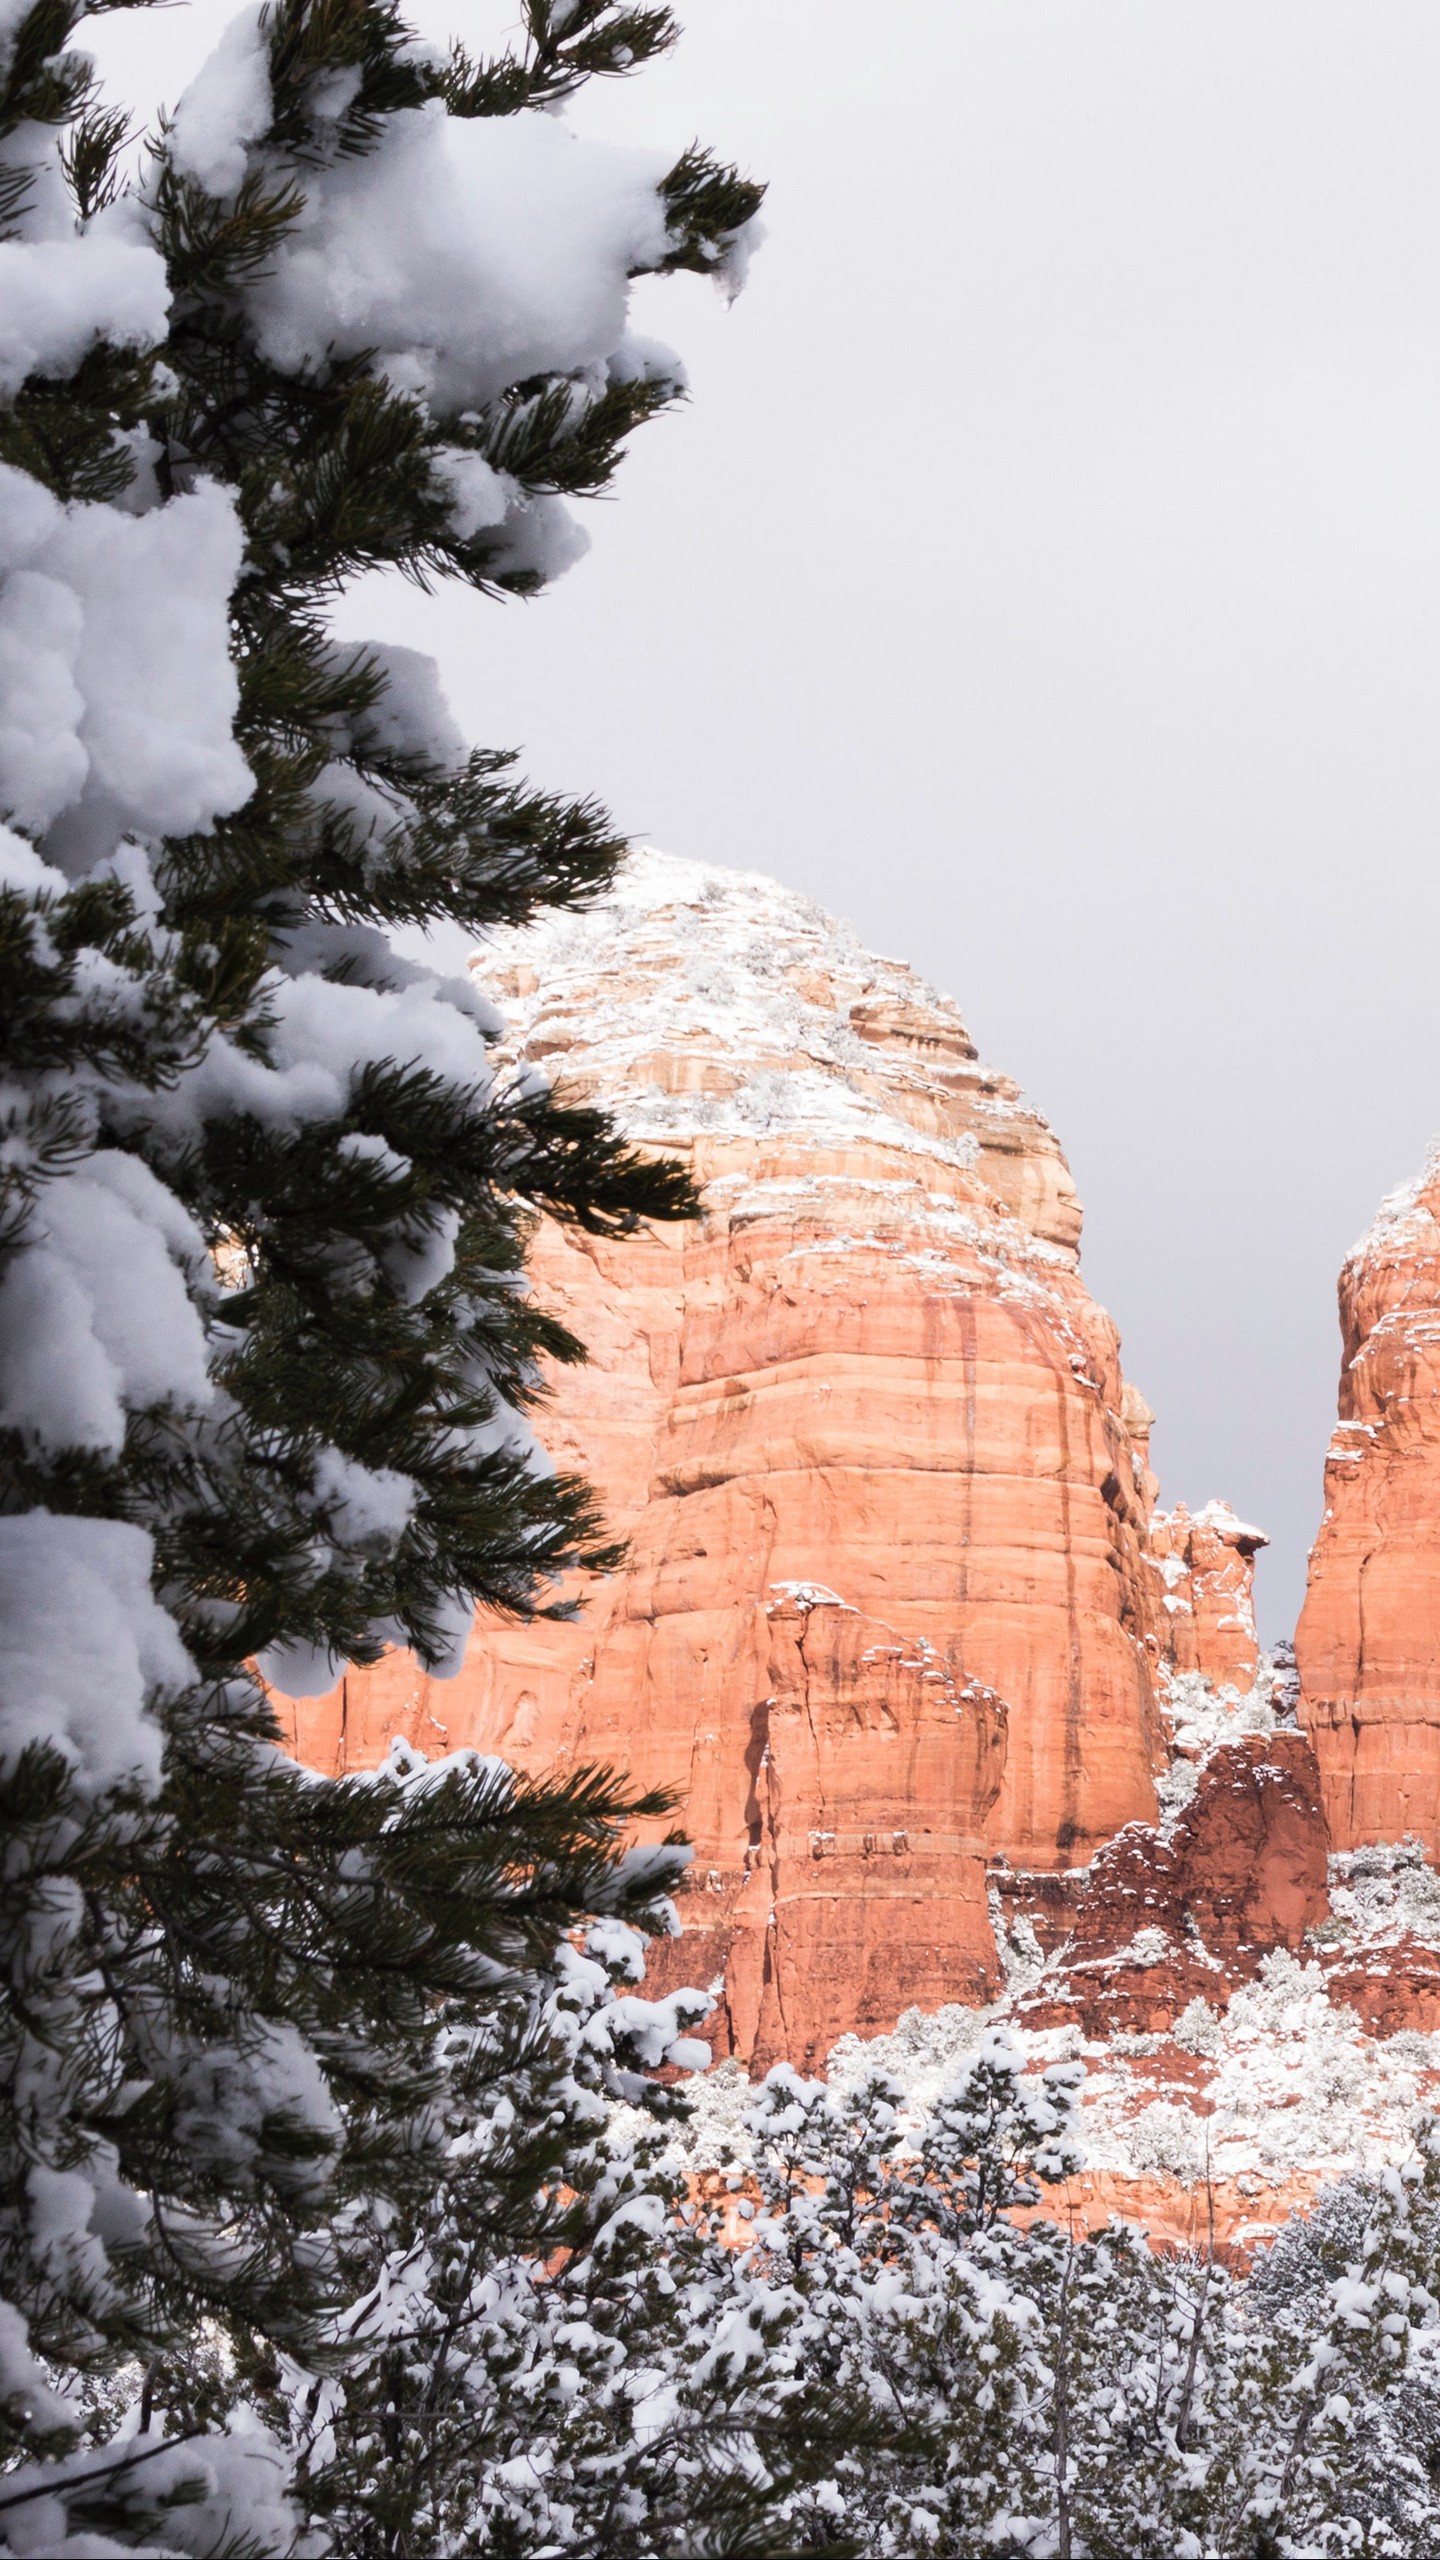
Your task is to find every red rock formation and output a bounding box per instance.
[1320,1942,1440,2035]
[714,1596,1007,2068]
[281,850,1172,2066]
[1015,1731,1331,2036]
[1149,1501,1267,1692]
[694,2156,1326,2263]
[1298,1149,1440,1855]
[1009,2169,1329,2263]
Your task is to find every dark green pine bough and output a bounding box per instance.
[0,2,766,2549]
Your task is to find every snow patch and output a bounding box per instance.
[169,4,273,198]
[249,105,675,416]
[0,1513,191,1793]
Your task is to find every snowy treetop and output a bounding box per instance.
[667,1945,1440,2213]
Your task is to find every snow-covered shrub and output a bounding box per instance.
[624,2056,1440,2559]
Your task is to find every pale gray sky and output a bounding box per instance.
[95,2,1440,1634]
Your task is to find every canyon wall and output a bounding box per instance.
[1298,1148,1440,1856]
[284,850,1202,2067]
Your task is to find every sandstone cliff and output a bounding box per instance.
[1149,1501,1266,1692]
[285,850,1189,2066]
[1298,1147,1440,1855]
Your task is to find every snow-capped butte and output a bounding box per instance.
[289,847,1327,2254]
[479,844,1084,1245]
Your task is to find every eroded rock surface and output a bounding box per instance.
[1298,1149,1440,1854]
[266,853,1440,2232]
[1010,1730,1331,2038]
[1149,1501,1267,1692]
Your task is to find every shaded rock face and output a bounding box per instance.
[1009,1732,1331,2038]
[718,1598,1008,2067]
[1298,1150,1440,1855]
[284,851,1175,2067]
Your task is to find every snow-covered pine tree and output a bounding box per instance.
[287,1908,819,2560]
[0,0,761,2547]
[731,2039,1087,2554]
[1234,2134,1440,2557]
[719,2058,1440,2559]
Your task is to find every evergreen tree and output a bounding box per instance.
[713,2064,1440,2560]
[0,0,761,2547]
[280,1904,817,2560]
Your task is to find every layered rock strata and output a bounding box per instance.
[262,863,1440,2236]
[1148,1501,1267,1692]
[284,850,1177,2068]
[1298,1149,1440,1855]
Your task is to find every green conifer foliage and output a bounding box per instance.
[0,3,761,2546]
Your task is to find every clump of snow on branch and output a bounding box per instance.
[0,5,744,1708]
[166,3,273,198]
[0,1511,188,1792]
[0,464,248,845]
[0,212,167,402]
[248,109,674,412]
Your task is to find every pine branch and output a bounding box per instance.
[654,141,766,275]
[60,101,132,219]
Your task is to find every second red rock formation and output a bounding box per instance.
[1299,1149,1440,1855]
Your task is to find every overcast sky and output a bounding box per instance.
[95,1,1440,1635]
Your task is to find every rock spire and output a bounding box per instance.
[1299,1146,1440,1853]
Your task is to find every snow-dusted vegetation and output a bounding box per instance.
[5,0,1440,2553]
[0,0,757,2547]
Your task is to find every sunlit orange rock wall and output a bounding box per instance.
[1149,1500,1267,1692]
[1298,1151,1440,1855]
[284,852,1172,2066]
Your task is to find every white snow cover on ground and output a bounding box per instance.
[1318,1840,1440,1954]
[661,1959,1440,2202]
[1074,1957,1440,2189]
[652,1672,1440,2204]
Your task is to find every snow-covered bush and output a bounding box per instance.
[580,2051,1440,2560]
[0,0,760,2546]
[280,1910,803,2560]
